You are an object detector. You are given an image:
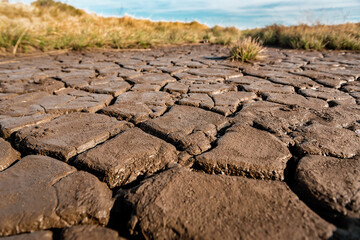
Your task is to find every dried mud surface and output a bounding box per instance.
[0,45,359,239]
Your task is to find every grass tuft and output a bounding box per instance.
[230,37,264,62]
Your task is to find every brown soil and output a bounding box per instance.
[0,44,359,239]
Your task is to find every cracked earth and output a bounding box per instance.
[0,44,359,240]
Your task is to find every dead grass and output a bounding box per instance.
[230,37,264,62]
[244,23,360,50]
[0,0,241,53]
[0,1,359,54]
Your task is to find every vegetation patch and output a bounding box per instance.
[244,23,360,50]
[0,0,359,54]
[0,0,240,54]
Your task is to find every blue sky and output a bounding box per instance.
[10,0,360,28]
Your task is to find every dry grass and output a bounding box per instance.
[244,23,360,50]
[0,1,359,54]
[230,37,264,62]
[0,0,240,53]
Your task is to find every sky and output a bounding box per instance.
[10,0,360,29]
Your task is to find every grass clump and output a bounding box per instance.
[244,23,360,50]
[230,37,264,62]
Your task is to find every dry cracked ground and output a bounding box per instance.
[0,44,359,240]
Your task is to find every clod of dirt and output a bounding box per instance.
[14,113,132,161]
[196,124,292,180]
[117,166,334,240]
[75,127,178,188]
[0,155,113,237]
[295,155,360,219]
[0,138,20,171]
